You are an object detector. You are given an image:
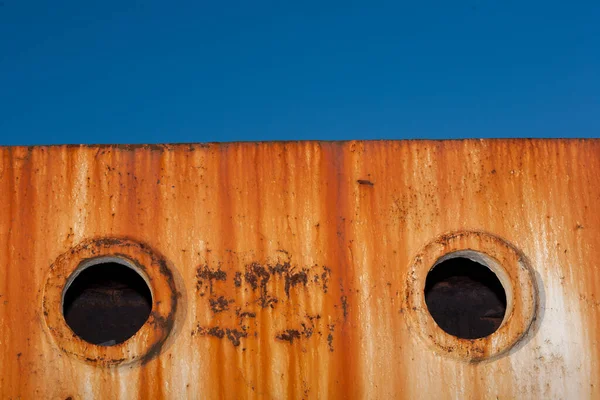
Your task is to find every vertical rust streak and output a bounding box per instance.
[1,148,15,396]
[322,142,361,399]
[7,147,36,395]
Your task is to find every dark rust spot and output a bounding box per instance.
[196,265,227,295]
[244,263,278,308]
[300,322,313,338]
[234,272,242,287]
[225,328,248,346]
[207,327,224,338]
[276,330,301,343]
[194,326,225,339]
[357,179,374,186]
[285,269,308,297]
[193,326,247,346]
[244,263,269,291]
[94,237,127,248]
[209,296,233,313]
[306,314,321,321]
[269,262,290,275]
[276,323,314,343]
[341,295,348,319]
[321,267,331,293]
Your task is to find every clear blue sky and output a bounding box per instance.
[1,1,598,145]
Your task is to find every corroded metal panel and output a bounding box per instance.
[0,140,598,399]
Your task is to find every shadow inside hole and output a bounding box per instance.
[63,262,153,346]
[424,257,507,339]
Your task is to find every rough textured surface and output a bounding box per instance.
[0,139,598,399]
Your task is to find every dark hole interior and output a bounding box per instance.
[424,257,507,339]
[63,261,153,346]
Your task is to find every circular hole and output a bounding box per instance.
[62,259,153,346]
[424,256,507,339]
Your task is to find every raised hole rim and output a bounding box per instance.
[42,238,179,366]
[404,231,537,362]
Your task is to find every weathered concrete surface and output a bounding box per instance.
[0,140,598,399]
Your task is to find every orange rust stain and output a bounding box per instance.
[0,140,598,399]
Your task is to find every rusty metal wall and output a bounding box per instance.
[0,139,598,399]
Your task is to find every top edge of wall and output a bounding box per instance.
[0,138,598,150]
